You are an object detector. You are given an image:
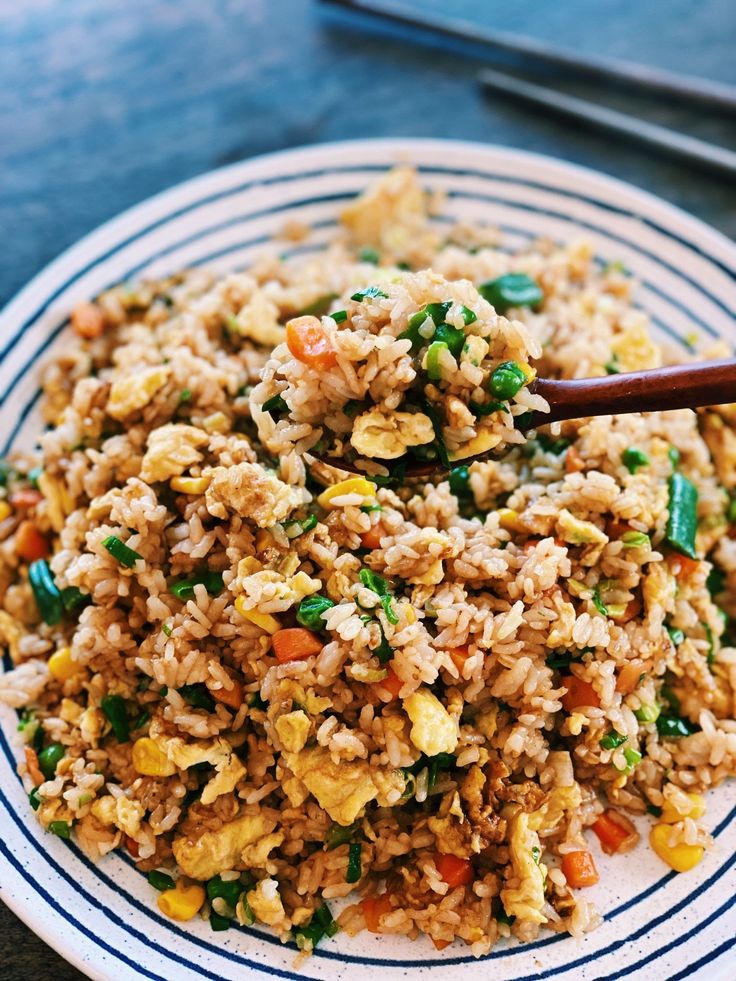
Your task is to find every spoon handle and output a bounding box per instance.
[531,358,736,428]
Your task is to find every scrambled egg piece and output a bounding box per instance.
[228,291,285,348]
[351,409,435,460]
[556,509,608,546]
[247,878,288,929]
[154,736,245,806]
[447,430,502,463]
[275,711,311,753]
[201,753,246,807]
[107,365,170,420]
[205,462,301,526]
[428,815,473,858]
[610,321,661,371]
[37,471,75,532]
[403,689,459,756]
[241,831,285,868]
[0,611,23,662]
[139,424,209,483]
[173,813,277,880]
[643,561,676,615]
[500,812,547,925]
[528,785,581,833]
[340,167,427,255]
[237,570,322,612]
[91,795,117,825]
[285,747,403,826]
[114,796,145,837]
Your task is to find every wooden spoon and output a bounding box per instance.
[317,359,736,478]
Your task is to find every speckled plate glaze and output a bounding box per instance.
[1,139,734,981]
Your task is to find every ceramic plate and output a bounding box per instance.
[1,138,734,981]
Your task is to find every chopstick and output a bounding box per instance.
[479,69,736,179]
[319,0,736,112]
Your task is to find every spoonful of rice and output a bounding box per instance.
[250,270,736,479]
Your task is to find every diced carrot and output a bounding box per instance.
[561,675,600,711]
[286,316,337,369]
[25,747,44,787]
[71,301,106,339]
[561,850,599,888]
[616,662,644,694]
[565,445,585,473]
[124,835,140,858]
[435,853,474,888]
[606,519,633,539]
[210,671,244,709]
[9,488,43,509]
[669,554,699,580]
[432,938,451,951]
[448,644,471,675]
[380,666,403,699]
[360,893,393,932]
[271,627,323,663]
[614,597,641,624]
[360,525,383,550]
[15,521,49,561]
[591,810,638,855]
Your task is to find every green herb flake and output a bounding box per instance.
[666,625,685,646]
[478,273,543,314]
[207,874,243,908]
[179,388,192,404]
[29,560,63,626]
[262,394,288,416]
[634,703,661,724]
[665,472,698,559]
[350,286,388,302]
[179,684,216,712]
[346,842,362,883]
[101,694,130,743]
[621,531,651,548]
[102,535,143,569]
[668,446,681,468]
[49,820,71,839]
[331,310,348,324]
[599,731,628,750]
[426,340,449,382]
[622,447,650,474]
[148,870,176,892]
[170,570,224,601]
[296,594,335,632]
[358,247,380,264]
[656,714,696,738]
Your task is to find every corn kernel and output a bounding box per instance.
[48,647,79,682]
[660,792,706,825]
[170,476,211,494]
[131,737,177,777]
[650,824,704,872]
[498,508,524,533]
[519,362,537,383]
[317,477,377,509]
[0,501,11,522]
[157,881,206,921]
[447,430,502,462]
[201,411,229,434]
[404,604,416,624]
[234,596,280,634]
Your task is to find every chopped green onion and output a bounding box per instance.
[666,625,685,646]
[283,514,318,539]
[374,623,394,664]
[703,622,715,665]
[210,912,231,931]
[592,587,608,617]
[162,623,173,637]
[706,564,725,596]
[326,820,361,850]
[49,820,71,839]
[489,360,527,400]
[293,902,338,951]
[599,731,627,750]
[300,292,339,316]
[0,460,12,486]
[351,286,387,302]
[179,684,216,712]
[381,594,398,625]
[132,709,150,730]
[656,715,696,738]
[668,446,681,467]
[331,310,347,324]
[622,448,649,474]
[358,247,380,264]
[604,356,620,375]
[458,305,477,325]
[621,531,651,548]
[262,394,288,416]
[615,746,642,773]
[421,400,450,469]
[433,322,465,359]
[102,535,142,569]
[478,273,543,313]
[170,570,224,600]
[665,472,698,559]
[537,434,571,455]
[646,803,663,818]
[38,742,65,779]
[360,503,382,513]
[29,560,63,626]
[545,651,578,670]
[29,787,42,811]
[27,466,43,487]
[179,388,192,404]
[634,703,661,723]
[470,399,507,417]
[207,874,243,908]
[359,568,390,596]
[101,694,130,742]
[531,846,541,864]
[346,842,362,883]
[60,586,90,612]
[448,465,471,498]
[426,340,449,381]
[296,594,335,631]
[148,870,176,892]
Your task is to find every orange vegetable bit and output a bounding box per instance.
[15,521,50,562]
[271,627,323,663]
[591,810,638,855]
[448,644,471,675]
[210,672,244,709]
[565,445,585,473]
[561,850,599,888]
[124,835,140,858]
[360,893,393,932]
[432,937,451,951]
[71,301,106,339]
[669,553,700,580]
[606,519,633,539]
[560,675,600,712]
[9,488,43,510]
[435,853,474,888]
[379,666,403,699]
[616,597,641,624]
[360,525,383,550]
[285,315,338,369]
[24,747,45,787]
[615,662,644,694]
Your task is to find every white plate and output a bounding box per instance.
[1,138,734,981]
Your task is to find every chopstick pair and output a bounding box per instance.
[319,0,736,178]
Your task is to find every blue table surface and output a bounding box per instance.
[0,0,734,975]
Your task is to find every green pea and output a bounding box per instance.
[449,466,470,498]
[296,594,335,631]
[433,322,465,359]
[206,874,243,908]
[478,273,543,313]
[426,340,449,382]
[489,361,527,400]
[38,742,65,779]
[622,447,649,474]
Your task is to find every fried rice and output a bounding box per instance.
[1,168,735,959]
